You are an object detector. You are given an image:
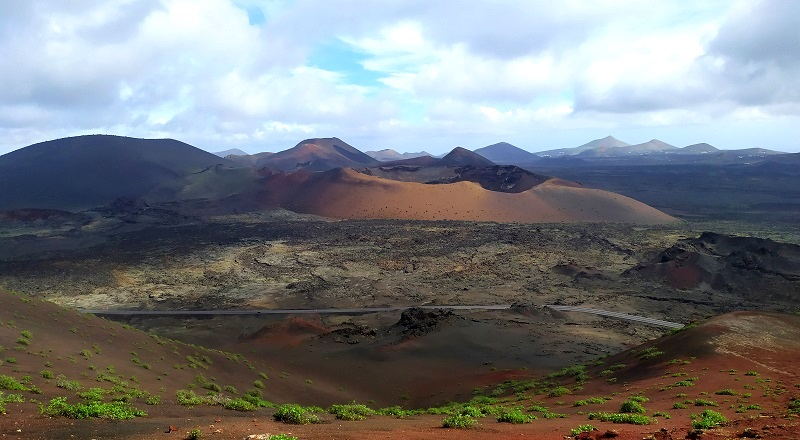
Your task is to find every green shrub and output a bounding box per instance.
[673,402,687,409]
[714,389,736,396]
[652,411,671,419]
[788,398,800,414]
[628,395,649,403]
[77,387,106,401]
[176,389,204,407]
[223,398,256,411]
[56,376,82,391]
[328,403,375,421]
[744,371,759,376]
[574,396,610,406]
[496,409,535,424]
[693,399,718,407]
[691,409,726,429]
[441,413,476,429]
[620,400,647,414]
[40,370,54,379]
[187,429,202,440]
[0,375,27,391]
[145,395,161,405]
[637,347,665,360]
[253,379,265,389]
[19,331,32,340]
[588,412,651,425]
[268,436,298,440]
[40,397,146,419]
[570,424,596,436]
[273,404,319,424]
[548,386,571,397]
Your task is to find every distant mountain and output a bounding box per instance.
[537,135,629,157]
[440,147,495,167]
[225,151,273,167]
[365,149,431,162]
[677,143,719,154]
[253,137,379,171]
[0,135,230,210]
[212,148,248,157]
[580,139,677,157]
[472,142,538,164]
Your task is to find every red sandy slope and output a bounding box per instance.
[258,168,678,224]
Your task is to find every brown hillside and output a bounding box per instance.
[259,168,678,224]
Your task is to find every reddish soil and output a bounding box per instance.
[2,290,799,439]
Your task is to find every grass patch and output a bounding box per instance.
[40,397,146,420]
[570,424,596,436]
[273,404,319,424]
[620,400,647,414]
[0,375,27,391]
[574,396,610,407]
[328,404,375,421]
[441,413,476,429]
[691,409,726,429]
[588,412,651,425]
[496,408,536,424]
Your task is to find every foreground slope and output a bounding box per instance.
[259,168,677,224]
[3,291,798,439]
[0,135,230,210]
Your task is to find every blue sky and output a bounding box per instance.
[0,0,798,154]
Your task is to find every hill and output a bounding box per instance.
[579,139,677,157]
[212,148,248,157]
[538,135,630,157]
[439,147,495,167]
[365,149,431,161]
[258,167,677,224]
[677,143,718,154]
[472,142,538,164]
[0,135,230,211]
[253,137,379,171]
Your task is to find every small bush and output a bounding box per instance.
[40,370,54,379]
[694,399,718,407]
[574,396,610,406]
[273,404,319,424]
[744,371,759,376]
[570,424,596,436]
[620,400,647,414]
[269,436,298,440]
[691,409,726,429]
[0,375,27,391]
[673,402,687,409]
[588,412,651,425]
[637,347,665,360]
[714,389,736,396]
[652,411,671,419]
[56,376,82,391]
[328,403,375,421]
[223,398,256,411]
[145,395,161,405]
[187,429,202,440]
[497,408,535,424]
[176,389,204,407]
[441,413,476,429]
[253,379,265,389]
[548,386,571,397]
[40,397,146,420]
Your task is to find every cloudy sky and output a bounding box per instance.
[1,0,799,154]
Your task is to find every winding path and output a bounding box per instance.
[80,304,683,329]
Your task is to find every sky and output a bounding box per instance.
[0,0,799,155]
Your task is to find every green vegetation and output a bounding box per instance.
[788,398,800,415]
[619,400,647,414]
[570,424,596,436]
[574,396,610,406]
[40,397,146,420]
[40,370,54,379]
[714,388,736,396]
[693,399,718,407]
[0,391,24,414]
[588,412,651,425]
[441,413,477,429]
[328,403,375,421]
[673,402,687,409]
[273,404,320,424]
[496,408,535,424]
[548,386,571,397]
[652,411,671,419]
[55,376,82,391]
[691,409,727,429]
[176,389,205,407]
[268,436,298,440]
[223,398,256,411]
[735,404,761,413]
[745,371,759,376]
[187,429,202,440]
[0,375,27,391]
[637,347,665,360]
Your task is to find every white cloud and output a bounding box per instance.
[0,0,798,154]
